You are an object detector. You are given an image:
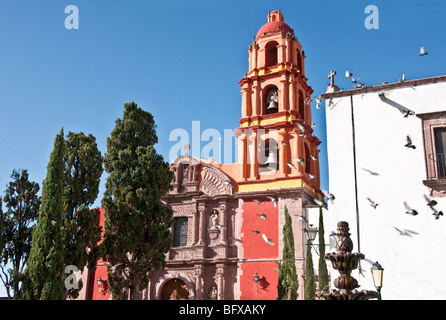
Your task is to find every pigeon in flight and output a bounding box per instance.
[322,190,335,203]
[257,213,267,220]
[292,157,305,168]
[296,123,306,133]
[314,96,322,109]
[404,201,418,216]
[419,46,428,56]
[252,230,260,235]
[262,233,274,246]
[287,162,297,170]
[224,180,234,189]
[367,197,379,209]
[253,199,264,205]
[432,209,443,220]
[405,135,416,149]
[266,196,277,207]
[393,226,418,237]
[423,194,437,207]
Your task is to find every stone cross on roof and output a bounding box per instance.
[326,70,340,93]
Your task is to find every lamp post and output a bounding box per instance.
[371,261,384,300]
[304,224,319,255]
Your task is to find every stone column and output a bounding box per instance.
[195,266,204,300]
[219,202,228,245]
[216,264,226,300]
[197,203,206,245]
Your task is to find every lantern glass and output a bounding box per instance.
[371,262,384,289]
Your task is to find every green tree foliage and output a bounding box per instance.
[317,207,329,291]
[62,131,103,299]
[22,129,65,300]
[101,102,174,300]
[0,169,40,299]
[304,238,316,300]
[276,206,298,300]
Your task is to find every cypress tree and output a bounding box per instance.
[276,205,298,300]
[101,102,173,300]
[62,131,103,299]
[23,129,65,300]
[317,207,329,291]
[1,169,40,299]
[304,238,316,300]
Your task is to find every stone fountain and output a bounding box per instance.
[316,221,378,300]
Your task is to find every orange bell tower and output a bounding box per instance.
[237,10,321,191]
[235,10,323,300]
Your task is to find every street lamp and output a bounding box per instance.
[304,224,318,242]
[371,261,384,300]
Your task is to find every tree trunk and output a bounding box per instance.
[130,277,141,300]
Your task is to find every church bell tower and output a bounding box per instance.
[237,10,321,191]
[235,10,323,300]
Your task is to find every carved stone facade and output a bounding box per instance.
[148,155,238,300]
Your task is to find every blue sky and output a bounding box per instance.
[0,0,445,296]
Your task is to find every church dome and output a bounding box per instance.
[255,10,293,40]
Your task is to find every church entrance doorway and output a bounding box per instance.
[161,278,189,300]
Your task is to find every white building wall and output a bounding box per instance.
[324,79,446,300]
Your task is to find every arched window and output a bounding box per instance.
[263,86,279,114]
[296,49,302,72]
[261,137,279,173]
[265,41,279,67]
[304,143,311,175]
[298,90,305,120]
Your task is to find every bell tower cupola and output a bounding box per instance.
[236,10,321,193]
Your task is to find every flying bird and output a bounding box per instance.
[367,197,379,209]
[432,209,443,220]
[423,194,438,207]
[292,157,305,168]
[287,162,297,170]
[405,135,416,149]
[419,46,428,56]
[262,233,274,246]
[393,226,418,237]
[404,201,418,216]
[308,174,316,180]
[314,96,322,109]
[296,123,306,133]
[253,199,264,205]
[362,168,379,176]
[266,196,277,207]
[322,190,335,203]
[314,198,328,209]
[224,180,234,188]
[353,82,365,89]
[230,237,243,243]
[252,230,260,235]
[399,108,415,117]
[257,213,267,220]
[215,224,225,230]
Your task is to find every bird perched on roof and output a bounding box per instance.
[224,180,234,189]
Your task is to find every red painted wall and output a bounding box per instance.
[240,199,279,300]
[88,208,111,300]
